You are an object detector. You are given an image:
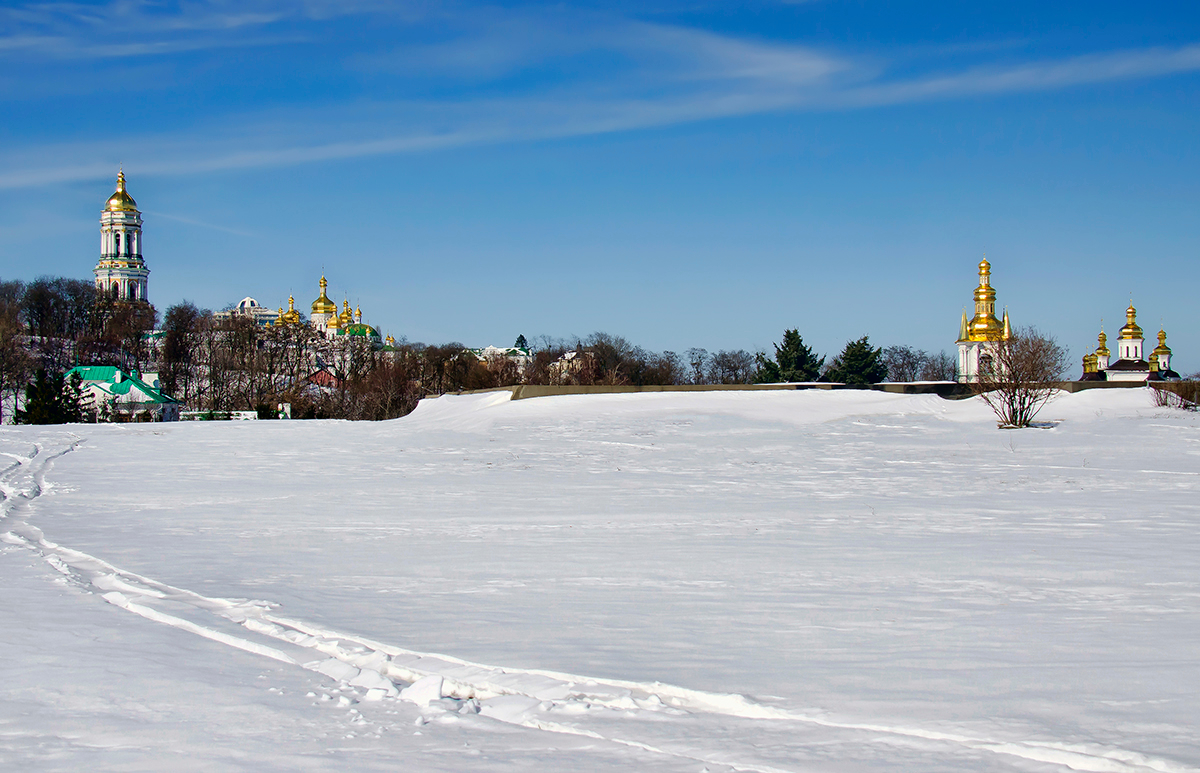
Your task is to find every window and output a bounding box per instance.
[114,232,122,255]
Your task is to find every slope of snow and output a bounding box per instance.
[1,388,1198,772]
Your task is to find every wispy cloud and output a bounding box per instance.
[0,0,405,59]
[2,1,1199,190]
[835,45,1200,107]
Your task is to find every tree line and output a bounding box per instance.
[2,274,963,424]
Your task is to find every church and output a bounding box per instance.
[1080,305,1179,382]
[955,258,1011,383]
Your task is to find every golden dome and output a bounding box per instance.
[339,300,353,325]
[1118,303,1143,340]
[964,257,1004,342]
[326,310,342,329]
[1095,330,1110,357]
[278,295,302,325]
[105,171,138,212]
[1152,328,1172,357]
[311,276,337,315]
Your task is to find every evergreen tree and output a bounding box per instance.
[15,369,84,424]
[514,334,529,350]
[825,336,887,385]
[754,329,824,383]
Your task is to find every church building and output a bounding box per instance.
[94,171,150,303]
[956,258,1011,383]
[1080,304,1179,381]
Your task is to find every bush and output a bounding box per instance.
[973,327,1070,428]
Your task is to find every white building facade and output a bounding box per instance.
[94,171,150,303]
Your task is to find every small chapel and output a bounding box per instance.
[1080,304,1179,382]
[955,258,1011,383]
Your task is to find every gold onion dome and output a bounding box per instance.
[1118,303,1143,340]
[279,295,302,324]
[1095,329,1110,356]
[105,171,138,212]
[311,276,337,316]
[1153,329,1172,356]
[964,257,1004,342]
[339,300,354,325]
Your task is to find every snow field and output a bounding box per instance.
[1,388,1198,771]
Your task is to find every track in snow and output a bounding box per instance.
[1,436,1193,773]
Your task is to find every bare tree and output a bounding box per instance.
[0,280,30,422]
[686,348,711,384]
[883,345,926,382]
[919,350,956,381]
[973,327,1070,428]
[708,350,755,384]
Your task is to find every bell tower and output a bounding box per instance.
[94,171,150,303]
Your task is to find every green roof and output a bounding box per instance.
[64,366,178,404]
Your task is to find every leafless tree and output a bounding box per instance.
[973,327,1070,428]
[883,345,926,382]
[919,350,956,381]
[708,350,755,384]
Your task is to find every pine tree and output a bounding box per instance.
[754,329,824,383]
[825,336,887,385]
[16,370,67,424]
[514,334,529,350]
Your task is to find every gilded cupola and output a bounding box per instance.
[278,295,302,325]
[962,258,1006,342]
[311,276,337,316]
[339,299,354,326]
[1152,328,1171,357]
[1118,303,1143,341]
[1095,329,1109,357]
[105,171,139,212]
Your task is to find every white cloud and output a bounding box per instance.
[2,2,1198,189]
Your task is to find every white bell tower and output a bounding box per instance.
[94,171,150,303]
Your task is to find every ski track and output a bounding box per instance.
[0,436,1194,773]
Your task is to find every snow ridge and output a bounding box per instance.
[1,436,1193,773]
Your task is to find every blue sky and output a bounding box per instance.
[2,1,1198,371]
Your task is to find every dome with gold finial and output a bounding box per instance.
[339,299,353,326]
[963,257,1005,342]
[1152,328,1171,358]
[1095,329,1110,357]
[311,276,337,316]
[278,295,302,325]
[105,171,139,212]
[1118,303,1143,341]
[273,307,285,326]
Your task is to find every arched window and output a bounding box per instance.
[114,232,122,255]
[128,283,137,301]
[111,282,119,298]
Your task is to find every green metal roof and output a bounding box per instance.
[64,366,178,404]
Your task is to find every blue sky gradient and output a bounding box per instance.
[2,1,1198,371]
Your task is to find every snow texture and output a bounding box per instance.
[1,388,1198,772]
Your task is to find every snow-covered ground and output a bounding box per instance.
[1,388,1198,772]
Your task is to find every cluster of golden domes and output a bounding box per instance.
[274,295,303,326]
[1082,304,1172,374]
[272,275,388,344]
